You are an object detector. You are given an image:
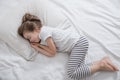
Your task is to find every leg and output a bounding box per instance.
[67,36,90,79]
[67,36,119,80]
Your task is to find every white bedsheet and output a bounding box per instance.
[0,0,120,80]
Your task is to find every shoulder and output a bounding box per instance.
[39,26,53,41]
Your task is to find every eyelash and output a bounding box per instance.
[27,39,30,42]
[27,36,31,41]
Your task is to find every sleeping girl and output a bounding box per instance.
[18,13,119,80]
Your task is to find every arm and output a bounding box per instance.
[31,37,57,57]
[39,37,56,55]
[36,46,55,57]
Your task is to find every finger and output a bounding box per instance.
[30,43,34,45]
[31,44,34,47]
[30,44,33,46]
[30,43,35,46]
[31,43,35,45]
[32,43,37,46]
[31,45,37,49]
[32,43,39,46]
[31,44,36,47]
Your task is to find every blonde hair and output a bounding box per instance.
[18,13,42,38]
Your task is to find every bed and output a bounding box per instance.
[0,0,120,80]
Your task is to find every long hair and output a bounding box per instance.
[18,13,42,38]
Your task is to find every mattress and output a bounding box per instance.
[0,0,120,80]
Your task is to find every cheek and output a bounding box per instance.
[33,34,38,40]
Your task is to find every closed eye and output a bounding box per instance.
[26,36,31,42]
[27,39,30,42]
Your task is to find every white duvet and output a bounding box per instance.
[0,0,120,80]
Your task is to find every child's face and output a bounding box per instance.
[23,29,40,43]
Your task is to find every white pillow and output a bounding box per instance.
[0,0,67,60]
[0,5,37,60]
[26,0,67,28]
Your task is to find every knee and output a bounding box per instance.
[67,70,76,79]
[67,69,81,79]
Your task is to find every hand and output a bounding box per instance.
[30,42,40,46]
[30,42,40,51]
